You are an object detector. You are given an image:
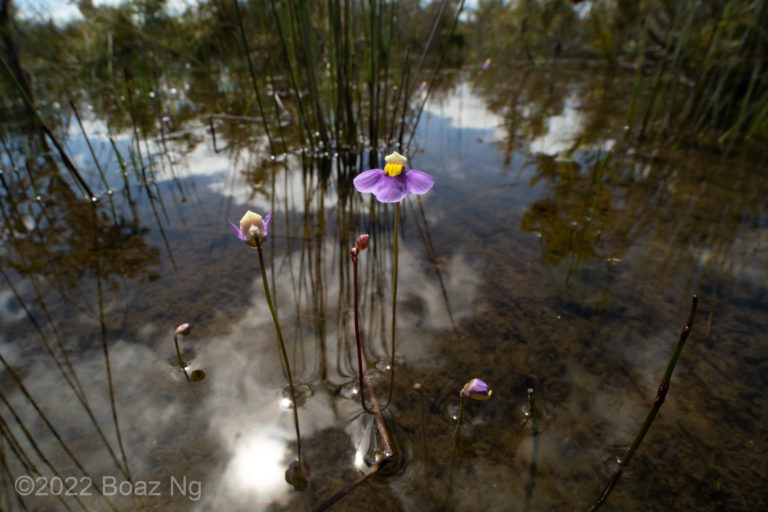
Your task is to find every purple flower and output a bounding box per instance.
[482,58,491,70]
[229,210,271,247]
[353,151,434,203]
[461,378,492,400]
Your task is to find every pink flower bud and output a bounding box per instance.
[355,234,370,252]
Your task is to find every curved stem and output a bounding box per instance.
[256,239,303,464]
[382,202,400,410]
[173,333,190,382]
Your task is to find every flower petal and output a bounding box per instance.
[374,174,409,203]
[263,212,271,237]
[404,169,434,196]
[353,169,386,193]
[228,218,248,241]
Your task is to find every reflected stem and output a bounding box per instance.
[382,201,399,411]
[0,434,33,512]
[95,264,133,486]
[0,362,115,511]
[255,238,303,465]
[523,388,539,512]
[444,395,466,510]
[589,295,698,512]
[312,457,386,512]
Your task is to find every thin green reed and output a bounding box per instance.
[653,0,696,146]
[638,1,683,140]
[268,0,315,150]
[233,0,278,157]
[678,0,734,133]
[407,0,467,151]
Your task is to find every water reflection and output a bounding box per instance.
[1,64,767,512]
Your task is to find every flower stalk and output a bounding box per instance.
[229,210,306,489]
[312,234,394,510]
[383,201,399,411]
[173,323,191,382]
[254,236,304,468]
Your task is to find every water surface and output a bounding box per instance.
[1,66,767,511]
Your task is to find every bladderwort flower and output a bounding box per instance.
[461,378,493,401]
[229,209,307,489]
[229,211,271,247]
[353,151,434,203]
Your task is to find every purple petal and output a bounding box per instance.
[353,169,386,193]
[404,169,434,196]
[373,174,409,203]
[263,212,271,237]
[228,218,248,241]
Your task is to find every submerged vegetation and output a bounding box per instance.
[1,1,767,511]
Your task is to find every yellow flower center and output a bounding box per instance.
[384,163,403,176]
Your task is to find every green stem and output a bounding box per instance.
[233,0,277,157]
[255,239,303,464]
[382,202,399,410]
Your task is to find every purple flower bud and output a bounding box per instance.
[461,378,492,400]
[175,323,191,336]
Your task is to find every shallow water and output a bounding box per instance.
[1,67,767,512]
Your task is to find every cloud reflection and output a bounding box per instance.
[223,427,288,499]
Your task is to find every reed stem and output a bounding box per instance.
[589,295,698,512]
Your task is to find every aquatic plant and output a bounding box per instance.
[312,232,394,511]
[589,295,698,511]
[350,233,374,414]
[229,210,308,491]
[353,151,434,410]
[444,377,493,507]
[460,378,493,401]
[172,323,192,381]
[352,151,434,204]
[172,323,205,383]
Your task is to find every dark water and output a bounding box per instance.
[1,67,767,511]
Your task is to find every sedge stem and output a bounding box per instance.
[589,295,698,511]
